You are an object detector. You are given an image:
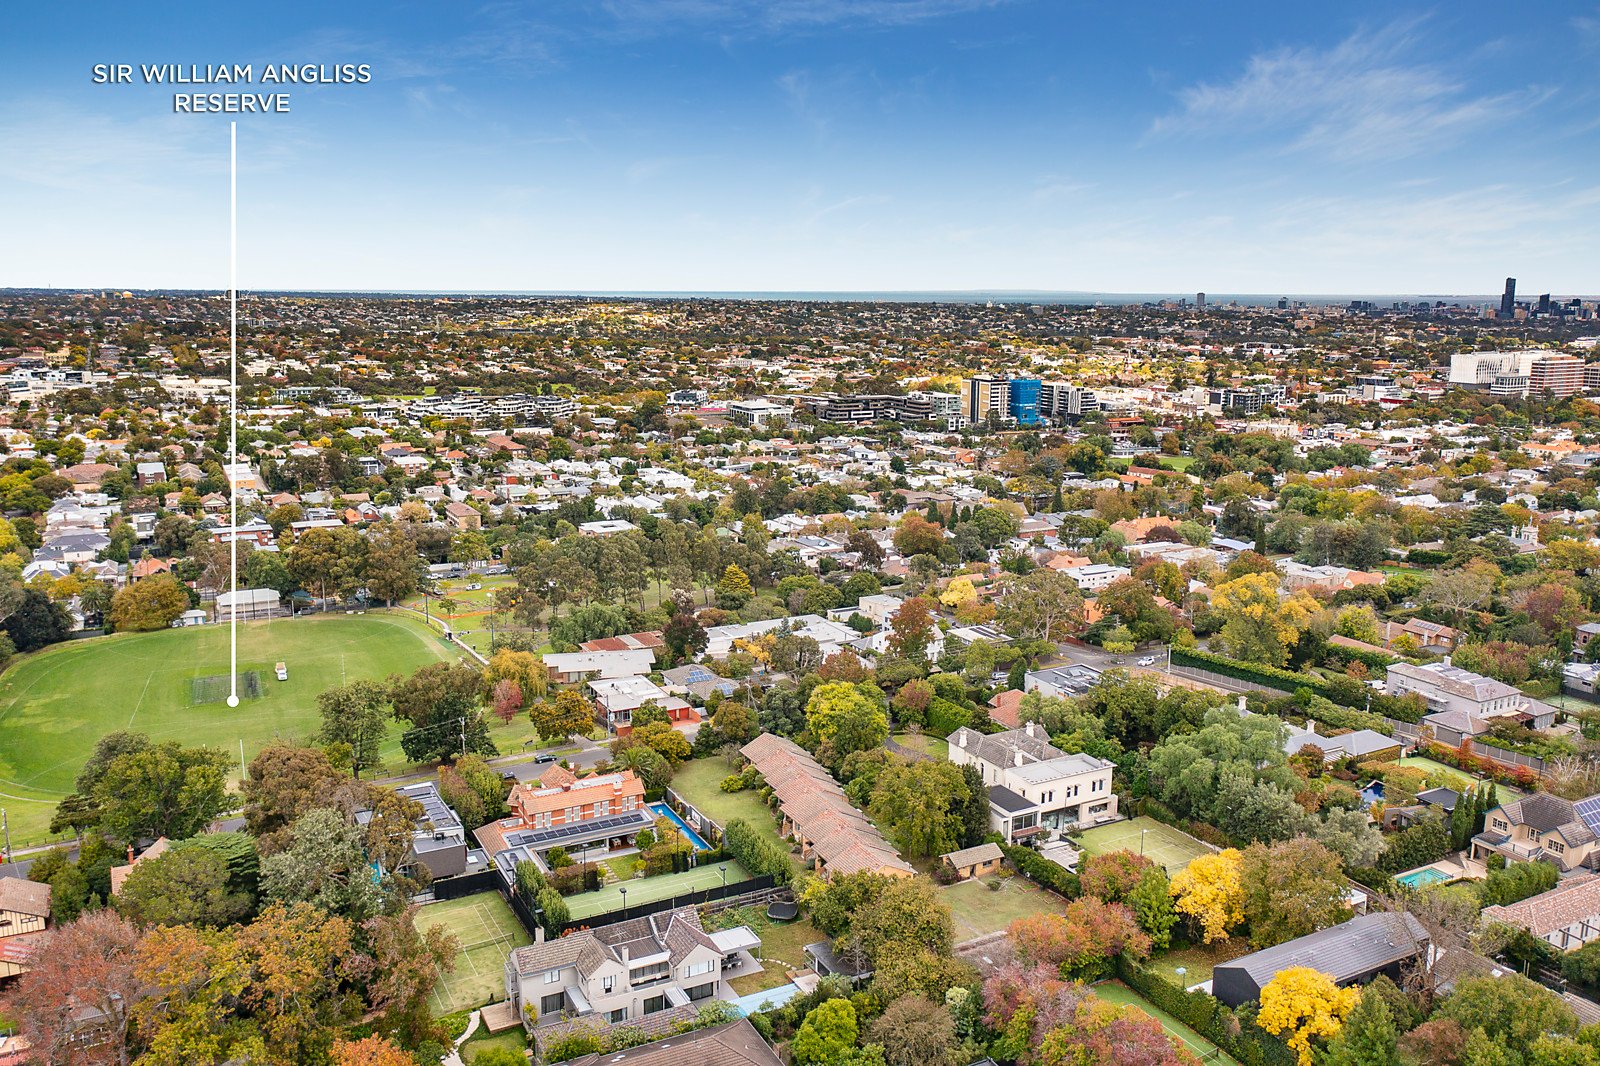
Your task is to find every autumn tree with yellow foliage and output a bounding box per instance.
[1168,848,1243,944]
[1208,573,1318,668]
[1256,966,1360,1066]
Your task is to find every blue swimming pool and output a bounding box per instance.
[650,802,711,850]
[1396,868,1450,888]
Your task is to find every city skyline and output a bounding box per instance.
[5,1,1599,292]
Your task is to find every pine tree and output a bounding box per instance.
[1324,986,1400,1066]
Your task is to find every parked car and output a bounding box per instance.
[1137,656,1156,667]
[275,661,289,681]
[532,752,558,765]
[464,582,483,591]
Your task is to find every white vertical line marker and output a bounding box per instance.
[227,121,240,709]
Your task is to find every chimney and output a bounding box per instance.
[1306,721,1317,736]
[621,946,630,968]
[127,845,135,863]
[1443,655,1451,668]
[1236,695,1247,712]
[535,926,545,944]
[1014,751,1025,767]
[1024,722,1036,738]
[958,731,968,748]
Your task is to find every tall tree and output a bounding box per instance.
[318,679,392,778]
[92,741,231,843]
[0,910,146,1066]
[388,661,495,762]
[362,522,420,606]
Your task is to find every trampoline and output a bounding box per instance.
[766,901,799,922]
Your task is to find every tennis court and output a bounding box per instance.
[415,892,532,1014]
[1073,817,1213,875]
[566,861,751,921]
[1094,982,1238,1065]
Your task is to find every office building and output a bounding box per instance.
[1501,277,1518,317]
[1196,292,1206,309]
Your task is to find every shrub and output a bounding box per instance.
[723,818,792,883]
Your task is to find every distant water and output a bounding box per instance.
[16,286,1581,307]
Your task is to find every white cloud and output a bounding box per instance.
[1151,23,1548,163]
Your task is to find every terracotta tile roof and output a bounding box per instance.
[1483,875,1600,937]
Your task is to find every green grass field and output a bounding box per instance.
[1093,982,1238,1065]
[1073,817,1213,875]
[891,732,949,759]
[0,612,462,847]
[671,758,802,876]
[1144,939,1251,989]
[415,892,532,1015]
[1397,756,1521,804]
[943,875,1063,941]
[565,860,751,921]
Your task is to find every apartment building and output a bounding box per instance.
[504,907,761,1030]
[946,723,1118,843]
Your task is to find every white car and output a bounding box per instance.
[275,661,289,681]
[1137,656,1157,667]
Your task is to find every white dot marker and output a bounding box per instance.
[227,695,240,708]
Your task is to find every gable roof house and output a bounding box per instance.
[1212,911,1430,1008]
[1482,874,1600,952]
[1473,792,1600,873]
[504,907,761,1033]
[740,733,914,880]
[0,878,51,980]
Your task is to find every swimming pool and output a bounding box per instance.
[649,802,711,850]
[1396,867,1450,888]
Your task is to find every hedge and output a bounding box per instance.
[1114,958,1296,1066]
[722,818,793,884]
[927,697,974,736]
[1175,647,1420,722]
[1002,843,1081,899]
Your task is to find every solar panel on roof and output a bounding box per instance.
[1576,796,1600,830]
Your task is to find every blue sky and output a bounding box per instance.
[4,1,1598,294]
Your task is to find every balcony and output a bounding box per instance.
[1473,831,1543,862]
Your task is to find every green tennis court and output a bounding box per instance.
[1094,982,1238,1065]
[566,861,751,921]
[415,892,532,1014]
[1074,817,1214,875]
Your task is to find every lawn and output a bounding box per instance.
[943,875,1063,941]
[462,1029,528,1064]
[415,892,533,1015]
[709,903,826,996]
[565,860,751,921]
[891,732,948,759]
[671,757,802,876]
[1397,755,1521,804]
[1072,817,1213,875]
[1093,982,1238,1065]
[0,611,463,848]
[1145,938,1252,989]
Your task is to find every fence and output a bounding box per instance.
[1469,741,1545,774]
[552,874,780,935]
[428,869,502,902]
[662,788,727,847]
